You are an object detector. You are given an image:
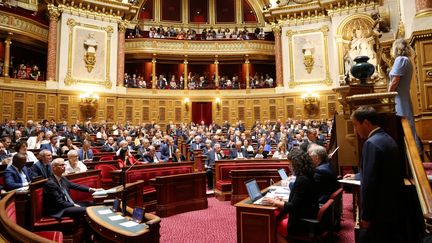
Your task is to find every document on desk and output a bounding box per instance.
[120,221,139,228]
[109,215,125,221]
[338,179,361,186]
[98,209,113,215]
[92,188,117,196]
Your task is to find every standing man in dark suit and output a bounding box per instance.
[307,144,338,204]
[30,149,53,179]
[4,153,31,191]
[205,143,225,189]
[350,106,405,243]
[229,141,249,159]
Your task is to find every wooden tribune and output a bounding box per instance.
[150,172,208,217]
[230,169,281,205]
[235,186,278,243]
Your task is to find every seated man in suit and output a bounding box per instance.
[40,135,61,156]
[43,158,102,242]
[101,136,117,152]
[300,128,324,152]
[205,143,225,189]
[77,140,94,161]
[143,145,163,163]
[4,153,31,191]
[160,137,177,162]
[30,149,53,179]
[308,144,338,204]
[230,141,249,159]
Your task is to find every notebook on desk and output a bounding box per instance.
[244,179,271,205]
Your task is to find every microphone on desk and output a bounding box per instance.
[121,158,140,216]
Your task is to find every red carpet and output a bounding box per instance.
[159,192,355,243]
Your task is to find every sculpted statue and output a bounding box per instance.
[345,28,378,80]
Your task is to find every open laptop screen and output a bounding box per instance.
[244,179,262,202]
[278,168,289,180]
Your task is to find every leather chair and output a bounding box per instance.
[0,191,63,243]
[94,163,117,189]
[29,179,74,233]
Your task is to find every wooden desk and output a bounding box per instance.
[230,169,281,205]
[235,192,278,243]
[150,172,208,217]
[85,205,160,243]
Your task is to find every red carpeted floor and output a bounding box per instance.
[159,192,355,243]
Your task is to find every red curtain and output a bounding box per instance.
[192,102,212,125]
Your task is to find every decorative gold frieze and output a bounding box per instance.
[0,11,48,42]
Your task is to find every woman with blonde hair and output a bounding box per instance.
[388,38,422,152]
[272,141,289,159]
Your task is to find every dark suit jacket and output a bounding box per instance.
[4,165,32,191]
[160,144,178,161]
[360,129,403,224]
[172,155,186,162]
[279,174,319,235]
[314,161,338,204]
[43,175,90,218]
[40,143,61,156]
[229,148,249,159]
[101,143,116,152]
[205,151,224,168]
[31,161,52,179]
[143,152,163,163]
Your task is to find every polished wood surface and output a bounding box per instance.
[230,169,281,205]
[85,205,160,243]
[235,187,278,243]
[150,172,208,217]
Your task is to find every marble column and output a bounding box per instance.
[46,6,60,82]
[117,21,127,87]
[273,25,283,87]
[3,33,12,77]
[214,57,219,88]
[152,56,157,89]
[416,0,432,15]
[183,57,188,90]
[245,56,250,89]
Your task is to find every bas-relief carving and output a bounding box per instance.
[286,26,331,87]
[64,18,113,89]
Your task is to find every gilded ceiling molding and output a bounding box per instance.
[0,10,48,42]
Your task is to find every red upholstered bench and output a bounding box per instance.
[66,170,101,202]
[1,192,63,243]
[214,162,290,201]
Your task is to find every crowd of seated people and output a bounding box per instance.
[250,73,275,88]
[0,59,44,81]
[126,25,268,41]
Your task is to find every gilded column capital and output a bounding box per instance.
[47,5,60,22]
[272,23,282,36]
[118,21,128,33]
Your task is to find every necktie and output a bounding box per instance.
[216,153,220,161]
[84,151,87,160]
[45,164,50,178]
[238,151,243,158]
[60,180,75,204]
[169,147,172,158]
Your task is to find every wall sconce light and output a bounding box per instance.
[79,91,99,120]
[184,97,190,111]
[215,97,221,110]
[301,92,319,117]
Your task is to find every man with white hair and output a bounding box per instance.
[230,141,249,159]
[30,149,53,179]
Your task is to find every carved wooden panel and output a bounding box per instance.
[106,106,114,121]
[59,104,68,120]
[3,91,12,105]
[126,107,133,121]
[37,94,46,102]
[159,100,166,106]
[269,99,275,105]
[14,101,24,120]
[175,107,181,122]
[59,95,69,103]
[223,107,229,121]
[420,40,432,66]
[142,107,150,121]
[254,106,260,121]
[238,100,245,105]
[37,103,45,120]
[159,107,166,121]
[328,102,336,117]
[107,98,115,104]
[328,95,336,102]
[286,97,294,103]
[126,100,133,106]
[143,100,150,105]
[14,92,25,100]
[287,105,294,118]
[253,100,260,105]
[238,107,245,121]
[269,106,276,120]
[425,84,432,110]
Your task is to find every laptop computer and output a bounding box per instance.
[244,179,270,205]
[277,168,289,180]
